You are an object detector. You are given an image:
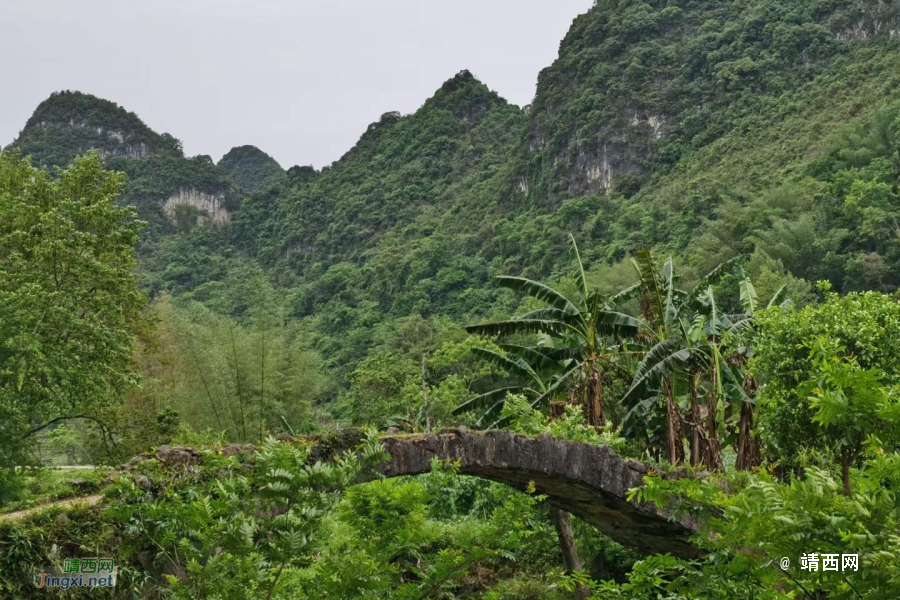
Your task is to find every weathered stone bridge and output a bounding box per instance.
[153,429,700,558]
[375,430,699,558]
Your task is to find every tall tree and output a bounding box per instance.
[0,151,146,467]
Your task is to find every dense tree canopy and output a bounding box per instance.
[0,151,146,468]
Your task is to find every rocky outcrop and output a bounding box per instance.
[163,188,231,224]
[155,445,204,466]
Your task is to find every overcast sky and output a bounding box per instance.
[1,0,593,168]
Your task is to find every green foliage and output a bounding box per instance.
[459,238,641,427]
[9,91,180,169]
[752,290,900,461]
[0,467,107,514]
[7,3,900,597]
[218,145,286,194]
[229,71,528,370]
[337,315,499,429]
[0,504,129,598]
[0,151,146,470]
[132,294,332,444]
[619,446,900,598]
[101,434,388,598]
[501,394,628,452]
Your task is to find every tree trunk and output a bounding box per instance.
[690,371,701,467]
[841,450,852,497]
[663,378,683,465]
[586,362,605,428]
[549,401,567,421]
[735,401,761,471]
[549,507,590,600]
[706,368,724,472]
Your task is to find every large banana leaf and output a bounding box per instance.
[608,282,641,307]
[517,307,583,325]
[622,341,692,405]
[477,398,515,428]
[692,255,743,294]
[738,266,759,316]
[499,343,575,371]
[633,249,664,326]
[622,395,662,438]
[466,318,569,338]
[630,339,679,383]
[594,309,643,336]
[496,276,579,314]
[489,364,581,428]
[727,317,755,334]
[452,386,524,416]
[767,284,790,309]
[663,255,679,327]
[568,234,589,306]
[721,362,753,406]
[471,348,540,383]
[699,286,733,336]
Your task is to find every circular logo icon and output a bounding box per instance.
[779,557,790,570]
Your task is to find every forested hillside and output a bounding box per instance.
[218,144,285,194]
[10,1,900,382]
[4,1,900,598]
[6,0,900,430]
[228,0,900,377]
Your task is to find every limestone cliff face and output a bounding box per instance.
[163,188,231,224]
[46,121,152,159]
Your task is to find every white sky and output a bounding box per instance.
[0,0,593,168]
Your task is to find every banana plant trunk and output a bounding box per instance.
[690,371,702,467]
[706,365,724,471]
[586,360,605,428]
[735,372,761,471]
[663,378,683,465]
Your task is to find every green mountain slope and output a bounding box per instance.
[6,0,900,375]
[11,91,178,167]
[218,145,285,194]
[229,71,530,364]
[517,0,900,288]
[524,0,900,199]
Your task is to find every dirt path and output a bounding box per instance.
[0,494,103,522]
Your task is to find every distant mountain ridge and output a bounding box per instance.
[12,91,178,167]
[219,145,286,194]
[7,91,241,239]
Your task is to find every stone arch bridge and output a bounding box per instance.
[152,430,700,558]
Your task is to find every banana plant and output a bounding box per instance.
[455,236,641,428]
[451,344,572,428]
[729,267,790,469]
[620,253,743,468]
[622,258,790,470]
